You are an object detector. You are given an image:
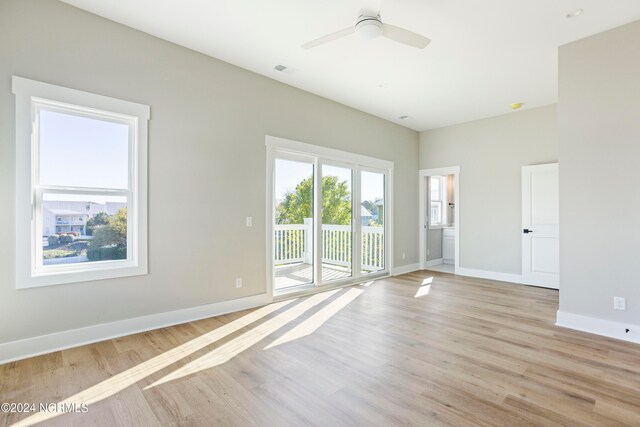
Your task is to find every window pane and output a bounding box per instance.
[361,171,385,274]
[39,109,129,189]
[322,165,353,282]
[431,202,442,224]
[430,176,442,201]
[42,193,127,266]
[273,159,314,290]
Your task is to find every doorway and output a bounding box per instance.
[419,167,460,274]
[521,163,559,288]
[267,136,393,297]
[273,157,315,290]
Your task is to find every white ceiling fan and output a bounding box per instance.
[302,8,430,50]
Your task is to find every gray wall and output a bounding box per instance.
[558,20,640,324]
[420,105,558,274]
[0,0,419,344]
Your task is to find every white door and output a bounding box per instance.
[522,163,559,288]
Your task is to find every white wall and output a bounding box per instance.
[558,20,640,336]
[420,105,558,275]
[0,0,419,346]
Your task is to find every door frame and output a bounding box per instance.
[266,135,394,298]
[521,163,559,289]
[270,152,317,291]
[419,166,460,273]
[317,159,358,284]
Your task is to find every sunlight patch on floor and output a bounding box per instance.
[9,299,296,427]
[145,289,341,389]
[415,277,433,298]
[264,287,364,350]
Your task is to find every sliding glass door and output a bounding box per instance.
[320,164,353,283]
[273,157,314,291]
[269,138,391,295]
[361,170,385,275]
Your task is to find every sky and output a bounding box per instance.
[275,159,384,203]
[39,109,129,190]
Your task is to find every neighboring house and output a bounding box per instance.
[43,209,89,236]
[374,199,384,224]
[360,205,373,226]
[360,200,385,226]
[42,201,126,236]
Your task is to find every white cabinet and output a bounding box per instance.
[443,227,455,264]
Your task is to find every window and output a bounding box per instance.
[430,175,446,226]
[13,76,149,288]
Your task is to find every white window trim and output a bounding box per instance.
[12,76,149,289]
[265,135,394,297]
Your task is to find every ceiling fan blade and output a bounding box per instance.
[382,24,430,49]
[302,27,354,49]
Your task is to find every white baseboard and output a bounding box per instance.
[0,293,272,365]
[556,311,640,345]
[391,263,421,276]
[455,267,523,284]
[425,258,443,267]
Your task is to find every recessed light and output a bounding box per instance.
[273,64,296,75]
[398,115,411,120]
[511,103,524,110]
[566,8,584,18]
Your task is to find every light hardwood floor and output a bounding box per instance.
[2,271,640,426]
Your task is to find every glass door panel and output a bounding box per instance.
[361,171,385,275]
[273,158,314,290]
[321,164,353,282]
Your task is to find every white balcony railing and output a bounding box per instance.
[274,224,307,264]
[361,226,384,271]
[274,222,385,271]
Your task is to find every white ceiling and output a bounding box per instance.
[61,0,640,131]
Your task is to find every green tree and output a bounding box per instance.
[90,208,127,248]
[276,176,351,225]
[86,211,110,236]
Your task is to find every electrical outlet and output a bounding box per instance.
[402,252,406,260]
[235,278,242,289]
[427,249,430,256]
[246,217,253,227]
[614,296,626,311]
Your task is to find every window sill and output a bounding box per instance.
[17,263,148,289]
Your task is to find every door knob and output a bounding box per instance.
[523,229,533,234]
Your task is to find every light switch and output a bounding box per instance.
[614,296,626,311]
[246,217,253,227]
